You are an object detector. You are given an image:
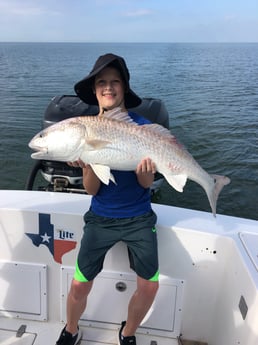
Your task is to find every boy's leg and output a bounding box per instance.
[66,279,94,334]
[122,276,159,337]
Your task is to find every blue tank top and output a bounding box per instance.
[90,112,152,218]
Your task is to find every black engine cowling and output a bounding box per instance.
[26,95,169,194]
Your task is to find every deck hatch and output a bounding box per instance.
[239,232,258,271]
[61,267,184,338]
[0,261,47,321]
[0,328,36,345]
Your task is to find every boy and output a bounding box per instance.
[56,53,159,345]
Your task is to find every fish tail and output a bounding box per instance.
[208,175,231,217]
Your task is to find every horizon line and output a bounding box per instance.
[0,41,258,44]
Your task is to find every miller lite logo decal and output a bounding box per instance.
[26,213,77,263]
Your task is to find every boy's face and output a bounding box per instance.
[94,67,125,111]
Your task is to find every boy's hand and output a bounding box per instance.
[136,157,156,175]
[67,159,88,169]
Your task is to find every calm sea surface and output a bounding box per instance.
[0,43,257,220]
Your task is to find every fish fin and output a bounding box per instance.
[141,124,172,137]
[86,139,111,149]
[90,164,116,185]
[208,175,231,217]
[141,124,184,147]
[103,107,137,124]
[163,173,188,192]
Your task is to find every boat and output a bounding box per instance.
[1,97,257,345]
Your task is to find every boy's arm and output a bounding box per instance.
[67,160,101,195]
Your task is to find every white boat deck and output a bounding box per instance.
[0,318,207,345]
[1,319,184,345]
[0,190,257,345]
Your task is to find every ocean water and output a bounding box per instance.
[0,42,257,220]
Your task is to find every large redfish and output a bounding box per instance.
[29,108,230,216]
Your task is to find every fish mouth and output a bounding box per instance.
[31,151,47,158]
[29,145,48,159]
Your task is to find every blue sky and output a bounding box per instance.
[0,0,257,42]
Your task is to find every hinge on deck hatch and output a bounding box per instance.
[16,324,27,337]
[239,295,248,320]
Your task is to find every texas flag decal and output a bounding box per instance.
[26,213,77,263]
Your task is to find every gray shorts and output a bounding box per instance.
[74,209,159,282]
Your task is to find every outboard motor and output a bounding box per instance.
[26,95,170,194]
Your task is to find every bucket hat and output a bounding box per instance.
[74,53,142,108]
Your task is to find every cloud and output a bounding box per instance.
[0,0,59,16]
[223,14,237,22]
[122,9,153,17]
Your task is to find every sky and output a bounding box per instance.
[0,0,257,43]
